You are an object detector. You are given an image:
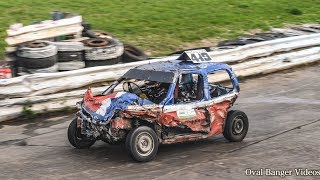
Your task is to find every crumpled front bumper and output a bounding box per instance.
[77,108,109,126]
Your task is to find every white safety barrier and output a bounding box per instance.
[2,33,320,98]
[1,34,320,121]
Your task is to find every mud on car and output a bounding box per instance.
[68,50,249,162]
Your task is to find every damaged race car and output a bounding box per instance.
[68,50,249,162]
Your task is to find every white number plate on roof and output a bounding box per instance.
[184,49,213,63]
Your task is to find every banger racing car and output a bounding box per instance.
[68,50,249,162]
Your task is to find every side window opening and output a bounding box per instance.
[208,70,234,98]
[122,79,170,104]
[174,73,204,103]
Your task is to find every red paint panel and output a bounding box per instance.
[208,101,231,136]
[158,112,179,127]
[158,109,208,132]
[83,89,116,111]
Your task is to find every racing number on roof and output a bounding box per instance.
[185,49,213,63]
[190,52,212,62]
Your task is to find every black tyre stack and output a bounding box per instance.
[83,29,148,65]
[10,29,149,76]
[16,41,58,75]
[83,38,123,67]
[52,42,85,71]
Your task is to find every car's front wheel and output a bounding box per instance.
[126,126,159,162]
[223,110,249,142]
[68,118,96,149]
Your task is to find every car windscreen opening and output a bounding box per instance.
[122,69,175,83]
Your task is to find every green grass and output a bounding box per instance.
[0,0,320,58]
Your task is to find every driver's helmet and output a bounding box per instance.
[180,74,194,90]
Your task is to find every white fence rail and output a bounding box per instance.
[2,33,320,99]
[1,34,320,121]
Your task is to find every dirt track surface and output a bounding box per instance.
[1,64,319,180]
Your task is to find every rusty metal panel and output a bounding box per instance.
[158,109,208,132]
[207,101,232,136]
[162,134,208,144]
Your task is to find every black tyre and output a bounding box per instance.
[16,41,57,58]
[51,41,85,70]
[58,61,85,71]
[85,56,121,67]
[223,110,249,142]
[218,39,258,47]
[51,41,84,52]
[17,64,58,76]
[255,33,288,40]
[16,41,57,69]
[82,22,91,31]
[121,44,147,63]
[58,51,83,62]
[292,27,319,33]
[238,35,265,42]
[68,118,96,149]
[81,22,91,37]
[16,55,57,69]
[83,38,123,66]
[125,126,159,162]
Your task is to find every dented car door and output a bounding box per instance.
[158,73,210,132]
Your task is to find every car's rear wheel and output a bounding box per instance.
[223,110,249,142]
[68,118,96,149]
[125,126,159,162]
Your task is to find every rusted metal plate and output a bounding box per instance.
[162,134,208,144]
[207,101,232,136]
[158,109,208,132]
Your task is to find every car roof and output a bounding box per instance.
[135,60,232,74]
[122,60,233,83]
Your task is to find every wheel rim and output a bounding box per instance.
[85,38,110,47]
[232,115,244,135]
[27,42,47,48]
[136,132,154,157]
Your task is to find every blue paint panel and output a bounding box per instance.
[83,93,154,122]
[135,60,240,105]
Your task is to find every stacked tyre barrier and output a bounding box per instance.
[51,42,85,71]
[83,30,147,64]
[16,41,58,75]
[83,38,124,67]
[4,12,151,78]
